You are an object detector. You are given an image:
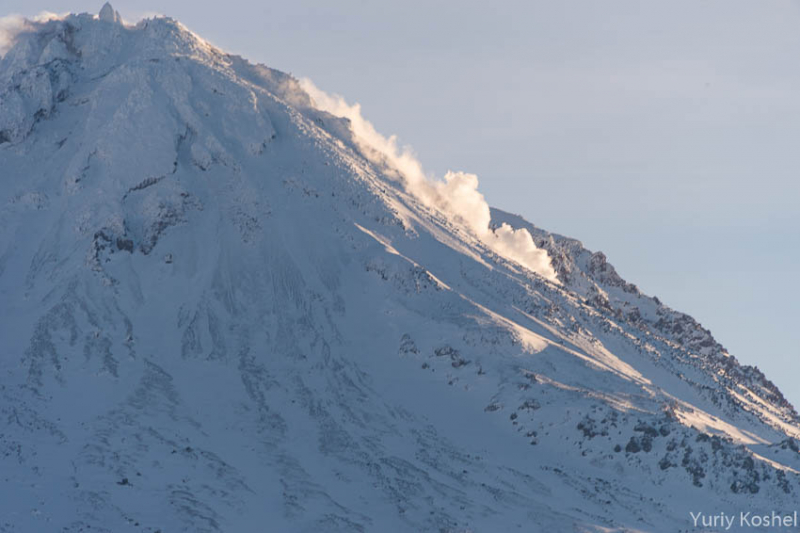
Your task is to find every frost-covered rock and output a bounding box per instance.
[0,6,798,533]
[98,3,121,24]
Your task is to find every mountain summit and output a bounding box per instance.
[1,7,798,532]
[98,2,122,24]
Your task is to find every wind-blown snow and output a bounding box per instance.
[1,6,799,532]
[0,12,65,57]
[301,79,558,283]
[0,15,32,57]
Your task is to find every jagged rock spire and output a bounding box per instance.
[99,2,121,24]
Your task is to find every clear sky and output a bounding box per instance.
[5,1,799,406]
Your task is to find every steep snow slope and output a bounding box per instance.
[1,8,799,532]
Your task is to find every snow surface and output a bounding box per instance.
[1,6,799,532]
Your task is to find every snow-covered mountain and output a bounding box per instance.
[1,6,798,532]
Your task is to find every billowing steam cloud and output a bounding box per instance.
[0,16,30,58]
[0,12,65,58]
[300,79,559,283]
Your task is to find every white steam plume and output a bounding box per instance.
[0,15,30,58]
[300,79,559,283]
[0,12,66,58]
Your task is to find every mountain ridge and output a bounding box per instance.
[493,208,798,426]
[1,7,799,532]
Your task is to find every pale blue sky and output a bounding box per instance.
[6,1,800,406]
